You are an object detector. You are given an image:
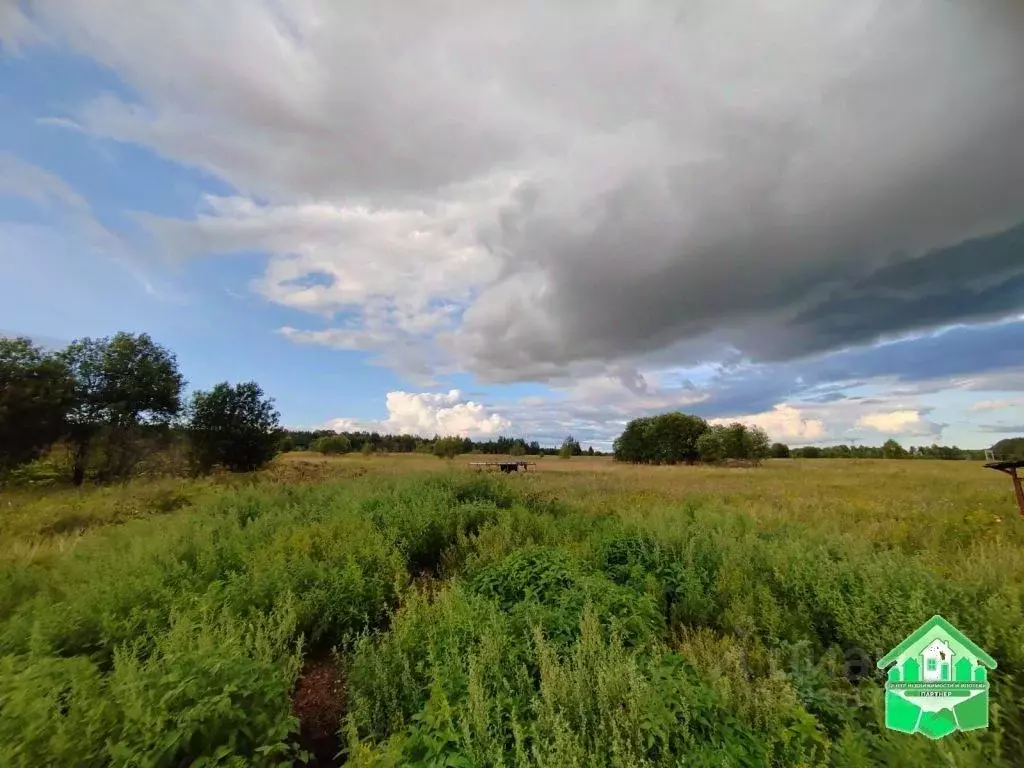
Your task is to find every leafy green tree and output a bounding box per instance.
[311,434,351,454]
[697,426,727,463]
[559,435,580,459]
[991,437,1024,460]
[650,412,708,464]
[744,426,771,464]
[433,436,463,459]
[770,442,791,459]
[613,416,653,463]
[613,413,708,464]
[59,333,185,485]
[696,423,770,464]
[277,435,295,453]
[188,381,281,473]
[508,441,526,457]
[0,337,75,480]
[882,438,907,459]
[720,422,750,460]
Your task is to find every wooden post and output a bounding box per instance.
[1011,465,1024,519]
[985,460,1024,519]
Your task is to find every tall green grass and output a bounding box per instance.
[1,466,1021,765]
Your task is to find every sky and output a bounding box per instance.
[2,0,1024,450]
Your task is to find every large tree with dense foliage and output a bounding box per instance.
[881,438,907,459]
[0,337,75,479]
[613,412,708,464]
[697,423,771,465]
[188,381,281,472]
[59,333,185,485]
[991,436,1024,460]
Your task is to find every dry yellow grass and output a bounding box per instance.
[4,453,1021,569]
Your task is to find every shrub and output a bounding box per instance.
[432,437,463,459]
[0,601,303,767]
[346,591,769,767]
[468,546,663,647]
[188,382,281,473]
[311,435,351,455]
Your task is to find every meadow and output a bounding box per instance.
[1,454,1022,766]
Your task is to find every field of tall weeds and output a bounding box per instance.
[1,456,1021,766]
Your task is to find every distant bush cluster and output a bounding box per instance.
[612,412,997,464]
[790,440,989,460]
[1,333,281,485]
[613,412,771,465]
[291,429,597,459]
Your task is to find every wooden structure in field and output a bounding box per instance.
[984,456,1024,518]
[468,461,536,474]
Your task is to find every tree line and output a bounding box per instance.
[288,431,596,459]
[783,440,989,460]
[4,330,1008,487]
[611,412,1002,464]
[1,332,603,486]
[1,333,281,486]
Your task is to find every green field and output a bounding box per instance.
[2,456,1022,766]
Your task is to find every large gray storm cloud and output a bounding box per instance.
[5,0,1024,383]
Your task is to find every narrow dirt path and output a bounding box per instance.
[292,654,346,767]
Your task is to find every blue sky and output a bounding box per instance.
[2,1,1024,449]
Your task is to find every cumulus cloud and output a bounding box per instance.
[9,0,1024,382]
[710,405,826,443]
[325,389,510,438]
[855,410,934,436]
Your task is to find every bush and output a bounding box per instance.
[346,589,770,767]
[188,382,281,473]
[0,602,303,767]
[432,437,463,460]
[698,423,770,465]
[468,547,663,647]
[311,435,351,455]
[614,413,709,465]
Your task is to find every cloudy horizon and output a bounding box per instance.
[3,0,1024,450]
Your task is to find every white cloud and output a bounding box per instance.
[0,151,90,213]
[325,389,510,438]
[855,409,929,434]
[969,398,1024,413]
[710,404,826,443]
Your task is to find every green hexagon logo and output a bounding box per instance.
[877,615,996,739]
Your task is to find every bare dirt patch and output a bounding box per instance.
[292,654,346,767]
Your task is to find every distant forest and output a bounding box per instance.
[281,430,600,457]
[282,427,1012,462]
